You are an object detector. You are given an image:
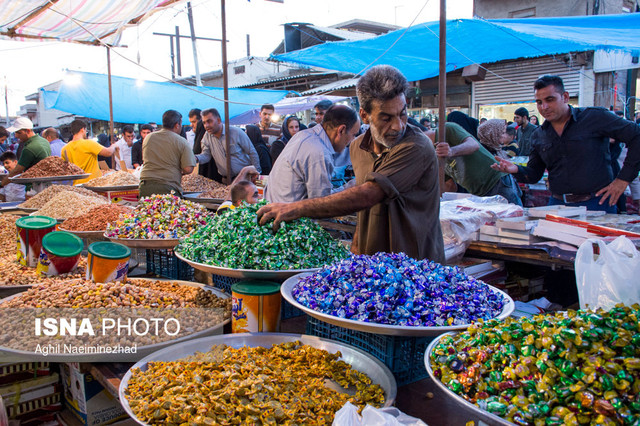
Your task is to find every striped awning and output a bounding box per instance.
[0,0,181,46]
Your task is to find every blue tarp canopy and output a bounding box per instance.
[272,14,640,82]
[42,70,290,125]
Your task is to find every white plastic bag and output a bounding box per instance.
[332,402,427,426]
[575,236,640,310]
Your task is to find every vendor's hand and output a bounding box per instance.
[490,156,518,174]
[257,202,301,231]
[0,175,8,187]
[236,166,260,184]
[434,142,452,158]
[596,178,628,207]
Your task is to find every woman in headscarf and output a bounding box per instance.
[245,124,272,175]
[270,115,303,164]
[477,119,523,205]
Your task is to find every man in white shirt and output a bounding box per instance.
[114,125,135,170]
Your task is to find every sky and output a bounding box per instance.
[0,0,472,117]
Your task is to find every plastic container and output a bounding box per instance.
[16,216,57,267]
[86,241,131,283]
[36,231,83,276]
[231,281,281,333]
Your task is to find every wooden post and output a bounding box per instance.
[437,0,447,196]
[221,0,232,183]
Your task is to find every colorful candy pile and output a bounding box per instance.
[105,193,210,239]
[177,200,349,270]
[293,252,507,326]
[430,306,640,425]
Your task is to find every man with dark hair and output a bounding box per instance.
[114,124,135,170]
[419,117,431,128]
[492,74,640,212]
[188,108,221,181]
[62,119,117,184]
[314,100,333,124]
[132,124,153,168]
[196,108,261,182]
[265,104,359,203]
[256,104,281,147]
[42,127,65,157]
[1,117,50,188]
[513,106,537,156]
[139,110,196,197]
[258,65,444,262]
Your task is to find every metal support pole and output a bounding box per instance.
[437,0,447,196]
[170,35,175,79]
[221,0,232,183]
[106,47,115,148]
[187,2,202,86]
[175,26,182,77]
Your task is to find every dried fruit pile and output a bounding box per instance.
[20,156,84,178]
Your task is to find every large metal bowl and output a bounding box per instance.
[183,192,224,204]
[0,279,230,362]
[104,233,180,249]
[424,333,514,425]
[82,184,139,192]
[281,273,515,336]
[9,173,91,183]
[119,333,397,425]
[174,250,320,280]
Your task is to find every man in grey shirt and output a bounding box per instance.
[514,107,538,156]
[196,108,261,180]
[265,105,360,203]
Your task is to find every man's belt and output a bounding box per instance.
[551,193,594,203]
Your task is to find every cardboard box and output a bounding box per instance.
[60,363,126,425]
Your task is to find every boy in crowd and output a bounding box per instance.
[217,180,259,214]
[0,152,25,202]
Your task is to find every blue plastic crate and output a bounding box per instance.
[305,316,433,386]
[146,249,194,281]
[210,274,240,294]
[281,298,305,320]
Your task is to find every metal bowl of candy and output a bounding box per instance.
[175,251,320,279]
[119,333,397,425]
[424,333,514,425]
[104,234,180,249]
[425,307,640,426]
[0,279,231,362]
[281,253,514,336]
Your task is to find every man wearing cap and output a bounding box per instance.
[513,107,537,156]
[1,117,50,187]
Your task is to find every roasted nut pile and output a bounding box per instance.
[198,186,229,199]
[127,279,232,313]
[35,191,109,219]
[177,200,350,270]
[85,171,139,187]
[106,193,211,239]
[430,305,640,425]
[61,204,132,232]
[0,214,21,255]
[182,174,226,193]
[125,341,385,425]
[19,156,84,178]
[0,256,87,286]
[19,185,103,209]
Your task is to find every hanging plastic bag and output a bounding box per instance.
[575,236,640,310]
[332,402,427,426]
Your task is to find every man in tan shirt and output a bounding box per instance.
[258,65,444,262]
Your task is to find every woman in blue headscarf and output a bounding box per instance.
[270,115,305,164]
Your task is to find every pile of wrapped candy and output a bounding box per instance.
[105,194,210,239]
[177,200,349,270]
[293,252,507,326]
[429,306,640,425]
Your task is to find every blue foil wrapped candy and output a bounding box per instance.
[292,252,506,327]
